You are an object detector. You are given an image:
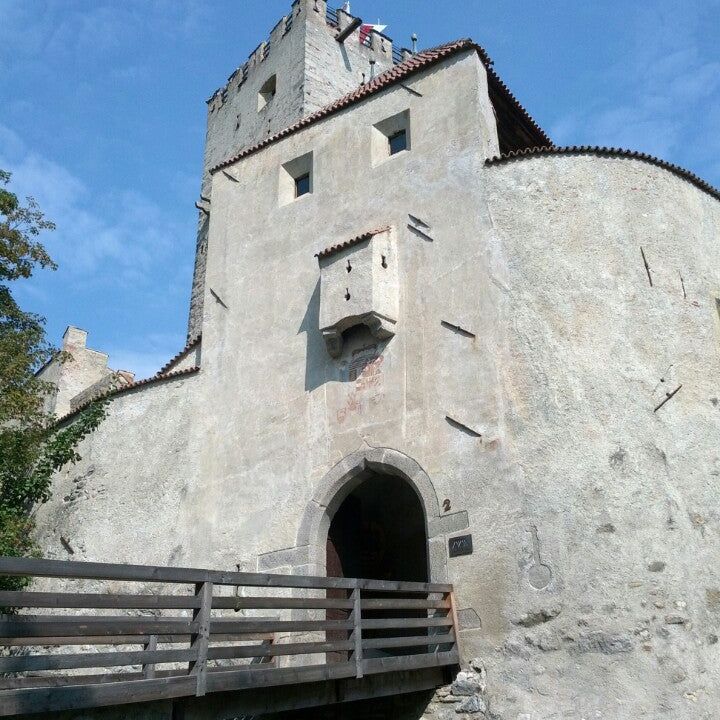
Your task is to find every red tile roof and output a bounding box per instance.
[211,39,551,174]
[56,366,200,426]
[315,226,390,261]
[157,334,202,376]
[486,146,720,203]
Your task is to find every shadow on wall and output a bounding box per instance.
[299,278,329,392]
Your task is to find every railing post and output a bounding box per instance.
[447,590,462,659]
[350,581,363,678]
[142,634,157,679]
[188,581,212,697]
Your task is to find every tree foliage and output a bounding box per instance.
[0,170,106,591]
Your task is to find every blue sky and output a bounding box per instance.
[1,0,718,378]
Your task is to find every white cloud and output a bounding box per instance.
[0,122,185,287]
[0,121,192,379]
[549,0,720,184]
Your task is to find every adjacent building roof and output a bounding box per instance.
[486,146,720,203]
[55,366,200,426]
[157,334,202,376]
[211,38,551,173]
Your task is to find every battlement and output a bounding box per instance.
[206,1,409,114]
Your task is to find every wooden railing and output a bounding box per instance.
[0,557,459,717]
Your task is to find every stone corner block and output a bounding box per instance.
[257,545,310,572]
[429,510,469,539]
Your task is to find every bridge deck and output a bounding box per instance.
[0,557,459,717]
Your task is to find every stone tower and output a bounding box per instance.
[187,0,402,340]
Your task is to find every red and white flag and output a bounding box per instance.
[359,23,387,44]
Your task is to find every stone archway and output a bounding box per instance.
[295,446,455,583]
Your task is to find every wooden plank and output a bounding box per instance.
[2,631,273,646]
[0,557,452,593]
[0,674,197,717]
[0,593,353,612]
[362,649,460,676]
[204,660,357,694]
[350,586,362,679]
[209,619,353,634]
[361,617,452,630]
[447,590,462,657]
[189,581,212,697]
[0,664,274,690]
[212,596,353,610]
[207,639,354,660]
[0,646,197,673]
[142,635,158,679]
[0,591,199,609]
[360,598,449,610]
[362,632,455,650]
[0,617,196,639]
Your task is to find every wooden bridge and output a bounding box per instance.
[0,557,460,718]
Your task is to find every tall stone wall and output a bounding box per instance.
[471,153,720,718]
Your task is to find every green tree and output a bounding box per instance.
[0,169,106,591]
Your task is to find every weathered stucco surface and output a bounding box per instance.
[32,26,720,720]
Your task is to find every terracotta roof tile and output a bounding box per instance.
[486,146,720,203]
[315,226,390,261]
[55,366,200,426]
[157,334,202,376]
[211,39,550,174]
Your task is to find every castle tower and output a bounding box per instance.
[187,0,403,340]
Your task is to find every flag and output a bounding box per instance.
[359,23,387,45]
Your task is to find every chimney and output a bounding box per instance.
[62,326,88,351]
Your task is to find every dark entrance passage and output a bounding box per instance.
[326,473,428,583]
[324,472,430,666]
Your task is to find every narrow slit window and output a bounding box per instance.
[388,129,407,155]
[258,75,277,111]
[295,173,311,198]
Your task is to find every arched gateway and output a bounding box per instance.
[296,446,449,583]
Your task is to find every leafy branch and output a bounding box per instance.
[0,168,107,592]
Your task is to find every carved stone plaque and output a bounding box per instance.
[448,534,473,558]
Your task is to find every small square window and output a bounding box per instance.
[279,151,313,205]
[388,130,407,155]
[372,110,411,166]
[295,173,311,198]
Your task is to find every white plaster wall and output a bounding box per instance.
[33,374,209,569]
[469,154,720,718]
[187,0,395,341]
[196,50,498,575]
